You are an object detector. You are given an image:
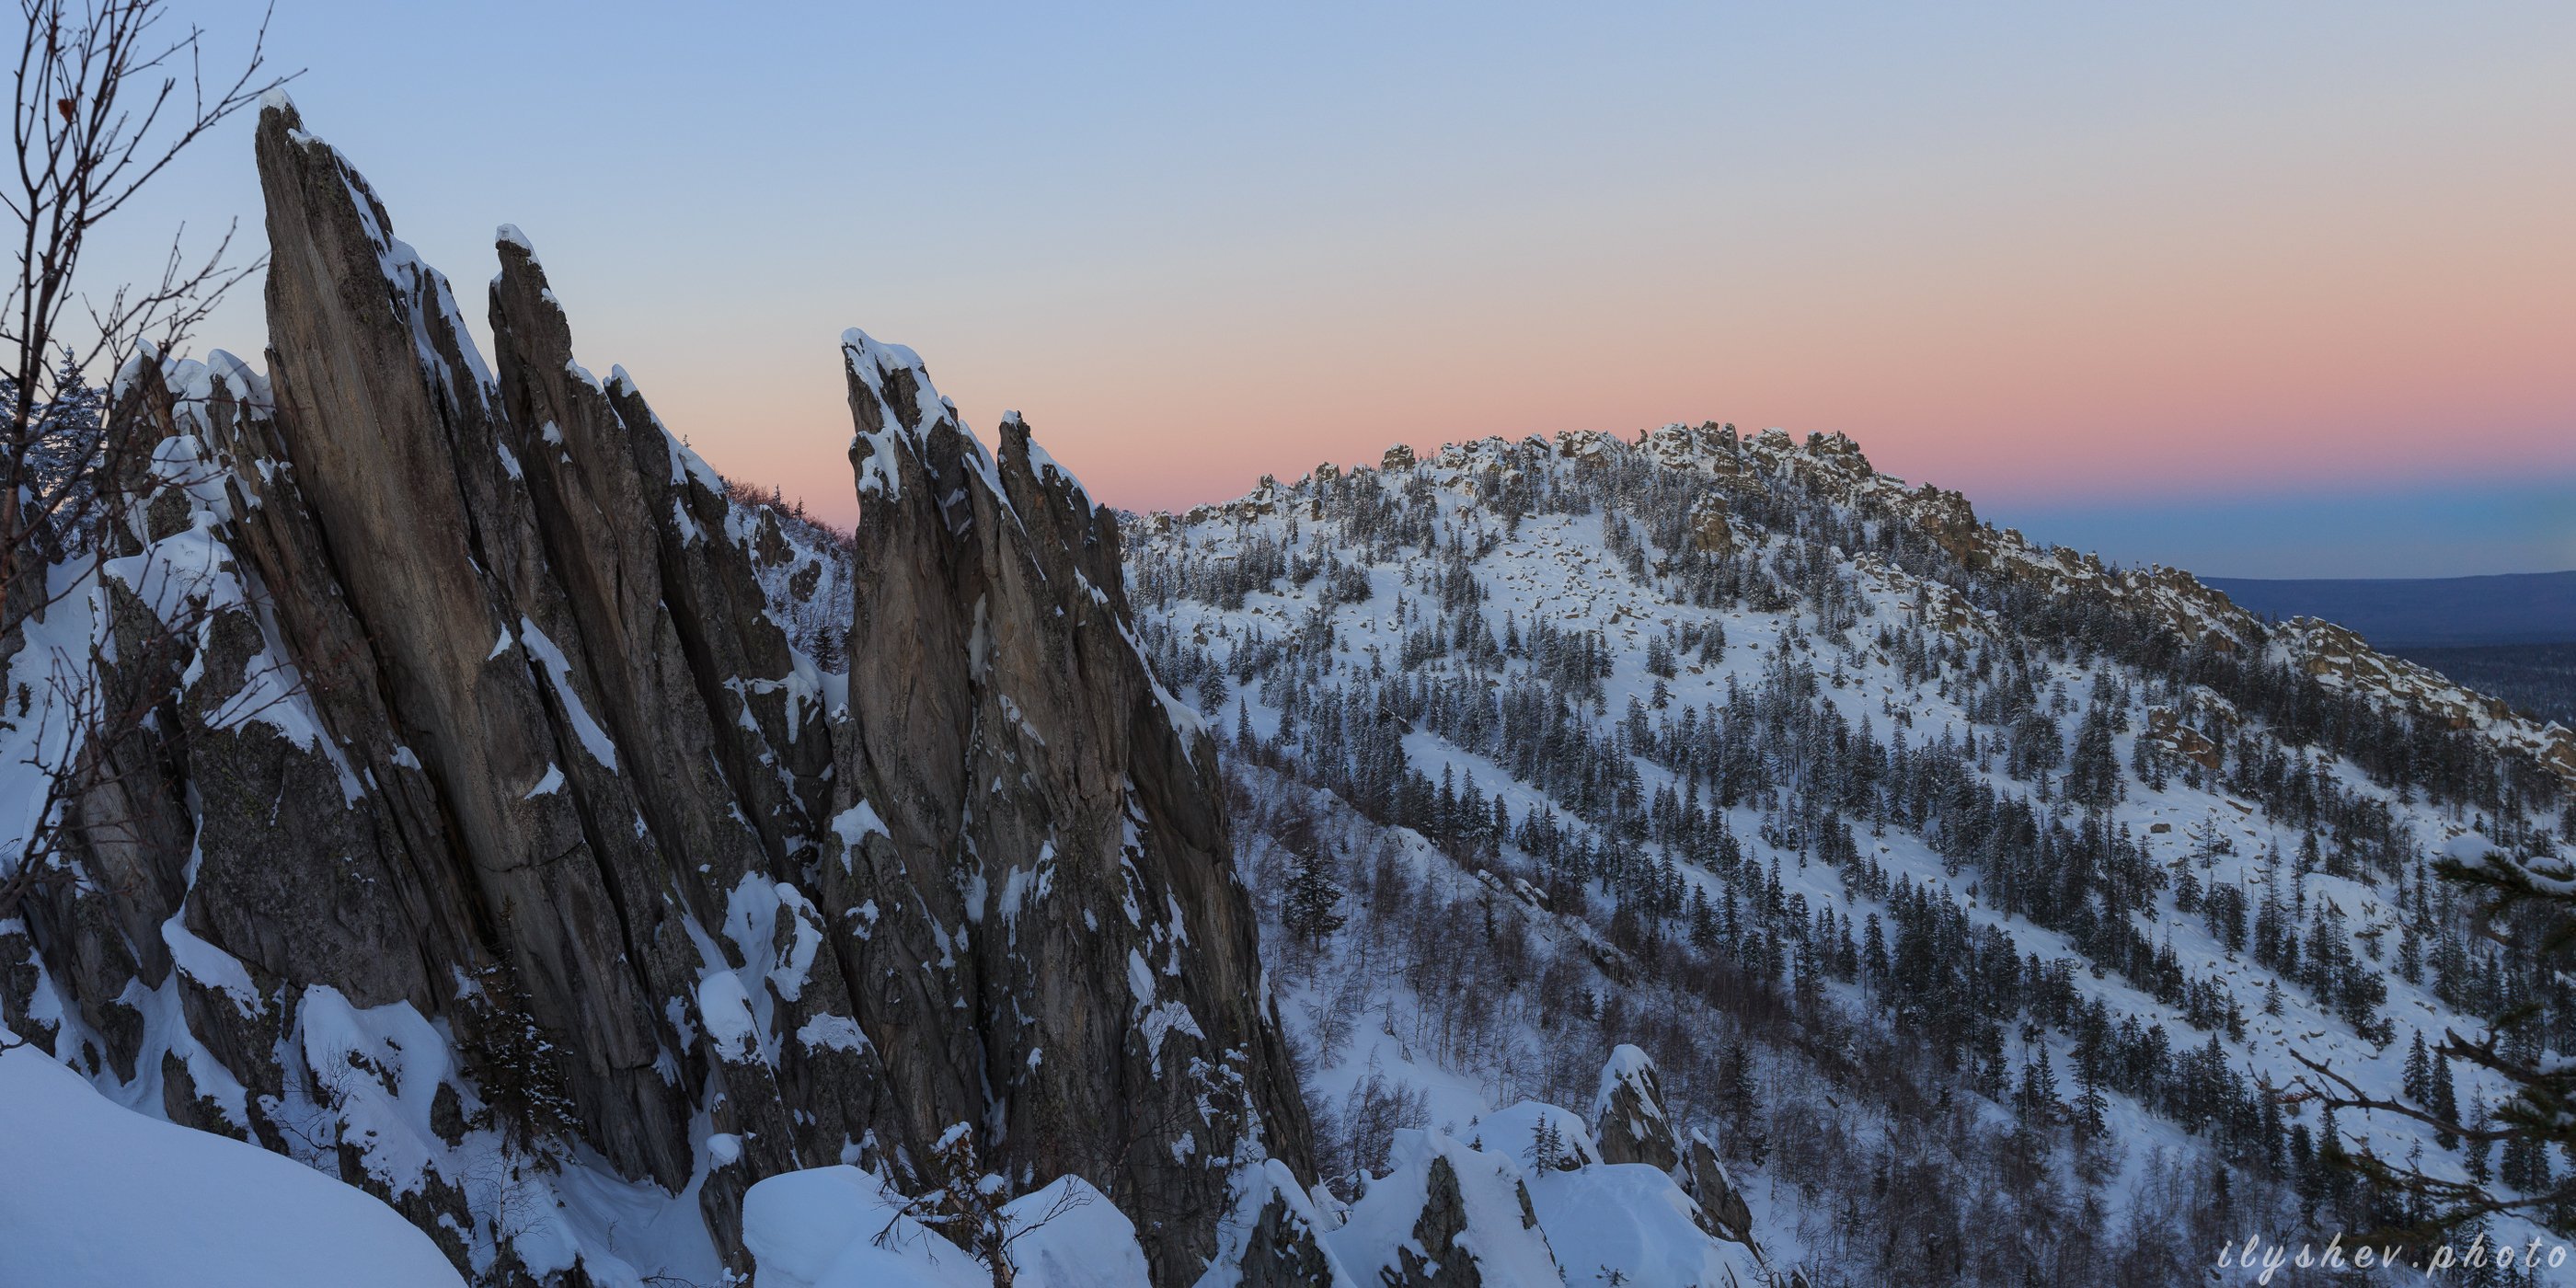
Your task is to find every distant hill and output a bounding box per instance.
[2198,569,2576,648]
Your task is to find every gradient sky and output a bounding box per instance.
[84,2,2576,577]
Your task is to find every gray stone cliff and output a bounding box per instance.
[0,98,1310,1286]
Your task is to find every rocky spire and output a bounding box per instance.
[256,95,700,1191]
[1,97,1312,1286]
[1590,1043,1681,1170]
[826,328,1313,1282]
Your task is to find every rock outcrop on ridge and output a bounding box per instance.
[0,96,1305,1285]
[1165,421,2576,793]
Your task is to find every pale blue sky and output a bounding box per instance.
[85,1,2576,578]
[1985,477,2576,581]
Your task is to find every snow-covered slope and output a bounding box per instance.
[0,1042,466,1288]
[1128,425,2573,1286]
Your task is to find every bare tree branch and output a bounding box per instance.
[6,0,293,615]
[2,3,293,1054]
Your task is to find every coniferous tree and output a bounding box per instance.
[2072,1056,2109,1141]
[1282,845,1349,948]
[2405,1032,2434,1105]
[1530,1114,1565,1171]
[2431,1055,2461,1152]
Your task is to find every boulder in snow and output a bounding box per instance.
[1590,1044,1680,1171]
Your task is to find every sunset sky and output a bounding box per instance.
[97,2,2575,577]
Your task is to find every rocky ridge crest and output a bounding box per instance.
[1158,422,2574,788]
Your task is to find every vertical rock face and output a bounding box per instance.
[256,96,699,1194]
[822,336,1310,1280]
[1681,1129,1754,1248]
[1,98,1305,1285]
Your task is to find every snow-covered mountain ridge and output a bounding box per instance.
[1155,425,2570,789]
[1126,422,2572,1285]
[5,91,2568,1288]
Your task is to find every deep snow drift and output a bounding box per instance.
[0,1043,466,1288]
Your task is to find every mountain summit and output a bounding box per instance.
[1125,422,2571,1283]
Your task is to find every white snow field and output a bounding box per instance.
[0,1041,466,1287]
